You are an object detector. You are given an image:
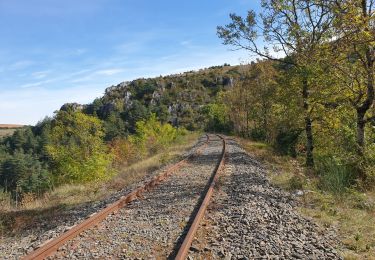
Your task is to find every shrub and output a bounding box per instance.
[109,138,137,167]
[360,143,375,189]
[274,129,300,157]
[316,155,356,194]
[288,175,304,190]
[130,114,182,156]
[250,128,267,141]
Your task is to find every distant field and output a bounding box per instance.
[0,124,24,128]
[0,124,24,138]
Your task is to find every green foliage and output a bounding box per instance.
[288,175,304,191]
[103,111,127,141]
[217,0,375,189]
[274,129,301,157]
[0,150,51,196]
[316,155,356,194]
[46,111,114,184]
[123,100,150,133]
[249,128,267,141]
[130,114,185,156]
[204,93,232,133]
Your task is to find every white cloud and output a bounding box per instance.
[96,69,124,76]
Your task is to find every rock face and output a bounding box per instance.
[59,103,84,112]
[188,138,342,259]
[87,65,243,130]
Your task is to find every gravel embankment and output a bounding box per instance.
[3,135,343,259]
[187,137,342,259]
[48,135,223,259]
[0,136,208,260]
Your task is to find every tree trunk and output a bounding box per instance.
[305,116,314,167]
[246,110,249,135]
[302,76,314,167]
[355,42,374,154]
[356,109,366,154]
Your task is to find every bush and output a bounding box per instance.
[288,175,304,190]
[274,129,300,157]
[316,155,356,194]
[130,114,183,156]
[360,143,375,189]
[250,128,267,141]
[110,138,137,166]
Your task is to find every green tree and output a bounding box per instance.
[123,100,150,133]
[204,92,232,133]
[217,0,334,167]
[329,0,375,154]
[0,150,51,195]
[46,111,113,184]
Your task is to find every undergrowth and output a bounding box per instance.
[237,137,375,260]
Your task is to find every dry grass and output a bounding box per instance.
[0,124,24,128]
[0,124,24,137]
[301,191,375,259]
[237,137,375,260]
[0,128,18,138]
[0,132,201,235]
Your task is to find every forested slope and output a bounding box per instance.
[0,64,241,199]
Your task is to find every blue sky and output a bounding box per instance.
[0,0,259,125]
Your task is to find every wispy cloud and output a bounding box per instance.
[31,70,51,79]
[9,60,34,70]
[96,68,124,76]
[20,81,44,89]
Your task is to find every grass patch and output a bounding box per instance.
[0,132,201,236]
[0,128,18,138]
[237,137,375,259]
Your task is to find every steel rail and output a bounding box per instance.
[22,135,210,260]
[175,134,226,260]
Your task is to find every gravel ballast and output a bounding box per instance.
[48,135,224,259]
[187,137,342,259]
[0,136,208,259]
[2,135,343,259]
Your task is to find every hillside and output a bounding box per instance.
[0,63,245,200]
[60,64,241,138]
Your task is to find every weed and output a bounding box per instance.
[315,155,356,194]
[288,175,304,190]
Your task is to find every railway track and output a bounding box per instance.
[23,134,226,259]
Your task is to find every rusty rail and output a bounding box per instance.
[23,135,210,260]
[175,134,226,260]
